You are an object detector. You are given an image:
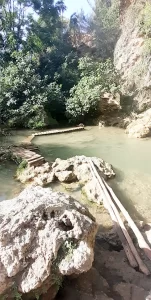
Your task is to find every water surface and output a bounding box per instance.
[34,127,151,222]
[0,127,151,222]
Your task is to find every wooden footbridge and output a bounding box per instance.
[22,126,84,145]
[12,146,45,167]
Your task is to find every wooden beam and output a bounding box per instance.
[89,159,150,275]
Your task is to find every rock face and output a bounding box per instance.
[114,0,151,113]
[126,108,151,138]
[99,93,121,115]
[0,186,97,298]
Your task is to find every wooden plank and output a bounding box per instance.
[28,157,45,167]
[27,154,41,161]
[90,159,150,275]
[88,159,138,269]
[33,127,84,137]
[103,179,151,262]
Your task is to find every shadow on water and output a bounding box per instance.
[37,142,146,222]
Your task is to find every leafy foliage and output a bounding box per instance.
[66,57,119,123]
[0,52,63,128]
[90,0,120,58]
[0,0,120,129]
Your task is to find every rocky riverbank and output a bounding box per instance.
[16,155,115,205]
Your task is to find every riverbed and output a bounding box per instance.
[0,127,151,222]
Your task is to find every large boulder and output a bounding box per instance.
[126,108,151,138]
[0,186,97,299]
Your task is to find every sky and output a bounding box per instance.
[64,0,94,17]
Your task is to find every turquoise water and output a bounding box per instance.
[34,127,151,222]
[0,127,151,222]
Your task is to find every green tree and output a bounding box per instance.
[0,52,63,128]
[90,0,120,58]
[66,56,119,123]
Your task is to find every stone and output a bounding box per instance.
[99,93,121,115]
[92,157,115,179]
[17,164,55,185]
[53,156,115,184]
[83,179,103,204]
[52,159,74,172]
[0,186,97,298]
[17,156,115,186]
[74,162,92,183]
[55,171,77,183]
[126,108,151,138]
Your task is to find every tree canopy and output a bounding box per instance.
[0,0,120,128]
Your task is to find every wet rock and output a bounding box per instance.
[16,156,115,206]
[62,182,81,192]
[140,223,151,246]
[18,156,115,186]
[52,159,74,172]
[74,162,91,183]
[83,179,103,204]
[0,186,97,298]
[92,157,115,179]
[17,163,55,186]
[53,156,115,183]
[55,171,77,183]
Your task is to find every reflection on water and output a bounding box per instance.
[0,130,35,147]
[0,127,151,222]
[0,130,33,200]
[0,162,23,201]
